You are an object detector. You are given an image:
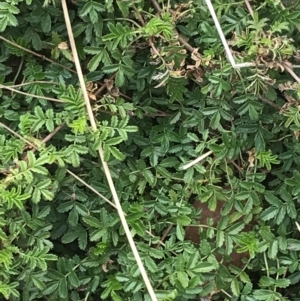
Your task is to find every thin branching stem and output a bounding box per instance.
[244,0,254,18]
[0,121,171,252]
[0,35,76,74]
[283,62,300,83]
[5,81,59,88]
[0,84,64,103]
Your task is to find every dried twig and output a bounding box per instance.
[283,62,300,83]
[230,160,243,173]
[155,224,173,249]
[133,3,146,26]
[204,0,256,68]
[4,81,59,88]
[42,123,65,144]
[258,94,281,110]
[21,123,65,161]
[244,0,254,18]
[94,74,116,97]
[149,37,167,65]
[61,1,158,300]
[0,35,76,74]
[0,83,64,103]
[182,150,213,170]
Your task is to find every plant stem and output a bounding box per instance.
[0,35,76,74]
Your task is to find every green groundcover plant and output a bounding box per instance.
[1,0,300,300]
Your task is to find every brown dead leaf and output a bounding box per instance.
[88,93,97,101]
[278,81,298,92]
[284,92,297,103]
[173,1,193,20]
[166,60,175,70]
[293,49,300,62]
[186,64,204,82]
[86,81,98,101]
[86,81,93,91]
[266,61,285,72]
[169,70,185,78]
[209,288,220,298]
[193,68,204,82]
[102,259,114,272]
[104,79,114,92]
[58,42,69,50]
[247,148,256,167]
[110,87,120,97]
[191,49,202,68]
[174,1,192,10]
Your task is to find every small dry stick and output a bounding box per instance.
[151,0,161,12]
[133,4,146,26]
[296,222,300,232]
[0,84,64,103]
[42,123,65,144]
[149,37,167,65]
[94,73,116,97]
[66,170,117,209]
[67,170,174,252]
[204,0,255,68]
[230,160,243,173]
[0,35,76,74]
[283,62,300,83]
[0,122,37,149]
[155,224,173,249]
[61,1,158,300]
[182,150,213,170]
[244,0,254,18]
[20,123,65,162]
[221,289,232,298]
[258,94,281,110]
[5,81,59,88]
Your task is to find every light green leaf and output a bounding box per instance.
[32,276,46,290]
[231,278,240,296]
[58,278,67,299]
[83,216,102,228]
[116,70,125,87]
[103,64,120,74]
[177,271,189,288]
[105,137,124,146]
[274,278,290,288]
[68,271,80,287]
[176,224,184,241]
[110,146,125,161]
[192,262,215,273]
